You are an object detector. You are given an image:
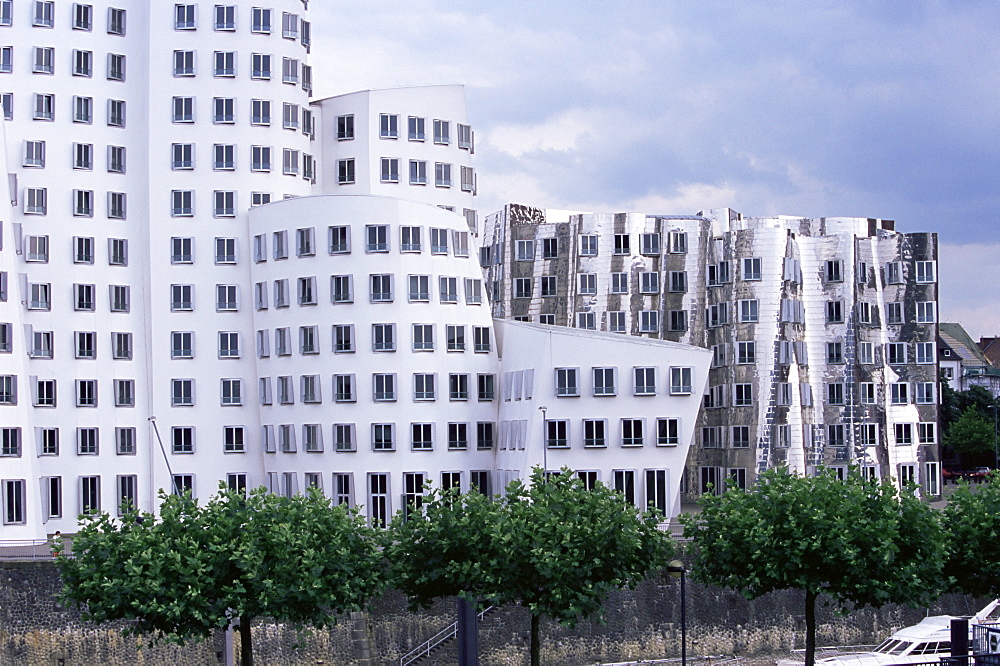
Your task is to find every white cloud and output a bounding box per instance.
[486,109,598,159]
[938,243,1000,341]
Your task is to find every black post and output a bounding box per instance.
[457,597,479,666]
[680,568,687,666]
[951,618,969,666]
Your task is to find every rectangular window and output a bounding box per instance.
[373,323,395,352]
[439,277,458,303]
[555,368,579,397]
[608,311,626,333]
[370,274,393,302]
[634,367,656,395]
[639,272,659,294]
[214,4,235,30]
[826,301,844,323]
[477,374,495,401]
[77,427,99,454]
[890,382,909,405]
[446,325,466,351]
[373,373,396,401]
[583,419,607,448]
[171,379,194,406]
[614,234,630,255]
[742,257,762,281]
[545,420,568,448]
[825,260,843,283]
[886,261,903,285]
[213,97,235,124]
[669,271,687,293]
[107,53,125,80]
[916,342,935,364]
[2,480,25,524]
[252,7,271,33]
[580,235,598,256]
[641,233,661,255]
[172,96,194,122]
[916,261,936,284]
[0,428,21,455]
[412,324,434,351]
[409,160,427,185]
[330,275,353,303]
[622,419,644,447]
[886,342,907,365]
[827,342,844,364]
[593,367,616,396]
[669,367,692,394]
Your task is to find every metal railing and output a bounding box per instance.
[398,606,493,666]
[0,539,56,559]
[597,655,744,666]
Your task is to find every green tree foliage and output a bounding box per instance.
[681,468,946,666]
[58,487,384,666]
[945,406,996,460]
[942,473,1000,596]
[386,486,499,607]
[387,468,673,666]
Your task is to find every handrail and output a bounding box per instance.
[0,539,59,560]
[399,606,493,666]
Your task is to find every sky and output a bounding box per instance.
[311,1,1000,340]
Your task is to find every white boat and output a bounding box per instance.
[777,599,1000,666]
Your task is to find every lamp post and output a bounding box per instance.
[538,405,548,475]
[667,560,687,666]
[991,405,998,470]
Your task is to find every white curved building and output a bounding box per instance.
[0,1,710,538]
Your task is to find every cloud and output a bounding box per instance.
[938,243,1000,340]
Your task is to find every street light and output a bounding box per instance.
[667,560,687,666]
[991,405,999,470]
[538,405,548,475]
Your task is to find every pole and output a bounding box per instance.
[667,560,686,666]
[148,416,182,496]
[993,406,998,470]
[538,406,548,476]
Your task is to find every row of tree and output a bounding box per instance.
[58,468,999,666]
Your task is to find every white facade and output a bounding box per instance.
[0,3,711,536]
[314,85,478,229]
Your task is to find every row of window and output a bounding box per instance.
[506,236,937,287]
[22,283,132,314]
[166,184,312,219]
[254,225,472,261]
[357,157,475,191]
[3,92,125,124]
[706,340,938,368]
[256,323,491,359]
[554,366,693,397]
[169,50,311,91]
[6,48,125,79]
[254,274,484,309]
[170,5,309,49]
[22,188,126,218]
[169,97,313,131]
[337,114,472,150]
[695,422,937,451]
[540,417,681,449]
[0,2,125,34]
[701,380,937,409]
[22,140,125,173]
[21,236,127,265]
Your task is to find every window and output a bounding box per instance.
[826,301,844,324]
[916,301,935,323]
[916,261,936,284]
[213,144,235,171]
[667,310,687,332]
[327,226,351,254]
[298,277,317,306]
[213,97,235,124]
[174,4,196,29]
[580,235,598,256]
[216,285,238,311]
[742,257,762,281]
[408,160,427,185]
[74,2,92,29]
[736,341,756,365]
[639,272,659,294]
[468,327,490,354]
[373,373,396,401]
[171,332,193,359]
[214,4,235,30]
[885,261,903,285]
[634,367,656,395]
[593,367,616,396]
[372,323,396,352]
[377,113,399,139]
[449,374,469,401]
[252,7,271,33]
[825,260,843,283]
[172,96,194,123]
[669,367,692,395]
[461,166,476,192]
[622,419,644,447]
[412,324,434,351]
[370,274,392,302]
[639,311,659,333]
[894,423,913,446]
[539,276,558,298]
[579,273,597,295]
[434,162,452,187]
[580,419,606,448]
[407,115,427,141]
[110,286,131,313]
[1,92,12,120]
[886,343,907,365]
[827,382,845,406]
[23,140,45,167]
[33,46,54,74]
[0,377,15,405]
[915,382,935,405]
[827,342,844,364]
[916,342,935,364]
[431,228,449,254]
[365,225,388,252]
[172,379,194,406]
[513,278,532,299]
[886,302,903,324]
[107,53,125,80]
[668,271,687,293]
[374,156,401,183]
[0,427,20,455]
[25,235,49,262]
[555,368,579,397]
[614,234,630,255]
[733,383,753,407]
[220,379,243,406]
[107,145,126,175]
[445,325,466,352]
[890,382,909,405]
[641,233,661,255]
[1,479,25,525]
[433,119,450,144]
[545,420,568,448]
[173,49,195,76]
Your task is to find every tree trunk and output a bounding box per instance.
[240,616,253,666]
[530,613,540,666]
[804,589,817,666]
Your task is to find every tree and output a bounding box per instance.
[388,468,674,666]
[945,406,996,463]
[58,487,385,666]
[942,473,1000,596]
[681,468,946,666]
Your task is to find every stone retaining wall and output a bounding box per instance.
[0,561,987,665]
